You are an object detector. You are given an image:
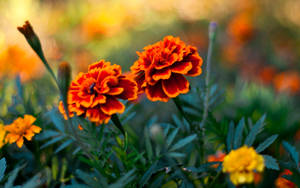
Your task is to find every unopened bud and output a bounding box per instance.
[17,21,42,55]
[58,61,71,103]
[209,22,217,41]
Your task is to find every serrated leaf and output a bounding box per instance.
[256,134,278,153]
[263,155,279,170]
[233,118,245,149]
[226,121,235,152]
[139,160,158,187]
[34,130,60,140]
[0,158,6,181]
[55,139,73,153]
[244,114,266,146]
[166,128,179,148]
[282,141,299,166]
[40,135,65,149]
[170,134,197,151]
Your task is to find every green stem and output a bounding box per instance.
[199,22,217,164]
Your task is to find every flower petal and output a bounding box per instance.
[100,97,125,115]
[145,81,169,102]
[170,61,192,74]
[16,137,24,148]
[152,68,171,81]
[162,74,189,98]
[107,87,124,95]
[30,125,42,133]
[117,77,138,100]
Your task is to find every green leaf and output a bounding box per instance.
[76,170,107,188]
[244,114,266,146]
[256,134,278,153]
[0,158,6,181]
[40,135,65,149]
[144,128,153,160]
[139,160,158,187]
[54,139,73,153]
[170,134,197,151]
[233,118,245,149]
[226,121,235,152]
[186,162,220,173]
[263,155,279,170]
[168,152,186,158]
[111,114,125,135]
[166,128,179,148]
[4,164,25,188]
[22,174,42,188]
[108,169,135,188]
[35,130,60,140]
[48,109,65,132]
[282,141,299,166]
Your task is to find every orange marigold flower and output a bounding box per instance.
[207,151,225,168]
[4,115,42,148]
[273,71,300,94]
[227,13,254,43]
[78,124,84,131]
[0,124,6,148]
[130,36,203,102]
[59,60,138,124]
[275,169,297,188]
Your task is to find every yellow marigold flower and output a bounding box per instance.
[222,146,264,185]
[4,115,42,148]
[0,124,6,148]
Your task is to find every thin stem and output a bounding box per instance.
[200,22,217,129]
[199,22,217,164]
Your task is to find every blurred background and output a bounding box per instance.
[0,0,300,149]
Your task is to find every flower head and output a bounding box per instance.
[274,71,300,94]
[59,60,138,124]
[275,169,297,188]
[227,13,254,43]
[130,36,203,102]
[207,151,225,168]
[222,146,264,185]
[4,115,42,148]
[0,124,6,148]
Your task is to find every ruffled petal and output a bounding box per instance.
[162,74,189,98]
[30,125,42,133]
[117,77,138,100]
[145,81,169,102]
[24,115,36,125]
[100,97,125,115]
[91,94,106,107]
[86,108,111,124]
[16,137,24,148]
[170,61,192,74]
[24,131,35,141]
[152,68,171,81]
[107,87,124,95]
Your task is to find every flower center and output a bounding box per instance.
[89,82,96,94]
